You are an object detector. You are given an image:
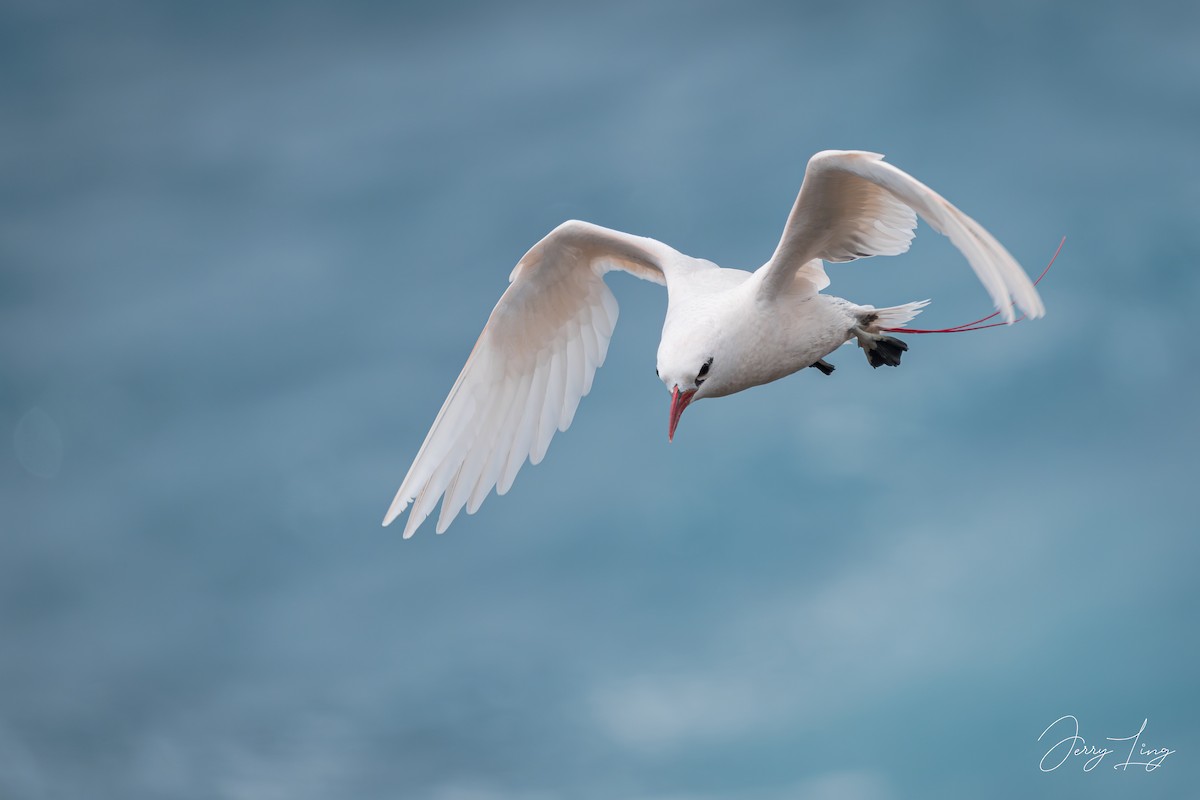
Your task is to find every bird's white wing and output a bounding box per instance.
[384,219,683,538]
[757,150,1044,322]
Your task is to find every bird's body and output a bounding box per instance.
[384,150,1046,537]
[661,278,888,398]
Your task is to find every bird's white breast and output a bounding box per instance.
[661,273,860,398]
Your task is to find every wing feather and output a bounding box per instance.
[531,344,564,465]
[465,369,530,515]
[497,349,549,496]
[385,219,683,536]
[578,309,603,394]
[758,150,1044,322]
[437,368,520,533]
[560,329,585,431]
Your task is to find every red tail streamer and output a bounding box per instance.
[883,236,1064,334]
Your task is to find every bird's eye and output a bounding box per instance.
[696,358,713,382]
[655,367,660,378]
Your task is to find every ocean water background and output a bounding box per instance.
[3,1,1198,798]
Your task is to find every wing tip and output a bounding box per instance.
[382,495,409,529]
[401,514,422,539]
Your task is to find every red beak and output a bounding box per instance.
[668,386,696,442]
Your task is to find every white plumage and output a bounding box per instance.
[384,150,1045,537]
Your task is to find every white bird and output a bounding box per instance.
[383,150,1045,537]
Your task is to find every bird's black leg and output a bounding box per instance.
[809,358,836,376]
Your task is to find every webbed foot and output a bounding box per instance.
[853,329,909,368]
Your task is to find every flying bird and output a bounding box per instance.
[383,150,1045,537]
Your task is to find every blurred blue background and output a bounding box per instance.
[3,1,1198,798]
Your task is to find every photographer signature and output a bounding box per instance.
[1038,715,1175,772]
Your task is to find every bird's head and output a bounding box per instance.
[656,343,717,442]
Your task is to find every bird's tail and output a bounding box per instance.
[866,299,930,331]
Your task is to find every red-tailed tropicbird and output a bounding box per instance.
[383,150,1045,537]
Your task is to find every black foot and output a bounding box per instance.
[809,358,835,376]
[862,335,908,368]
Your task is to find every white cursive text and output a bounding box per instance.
[1038,715,1175,773]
